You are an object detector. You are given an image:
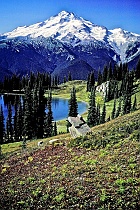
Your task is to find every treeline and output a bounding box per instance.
[0,71,74,93]
[0,59,140,146]
[0,80,57,146]
[87,60,140,92]
[86,61,139,127]
[0,72,60,93]
[0,71,73,146]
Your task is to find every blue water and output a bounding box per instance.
[0,95,88,122]
[52,97,88,121]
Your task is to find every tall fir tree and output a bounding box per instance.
[23,85,33,140]
[67,86,78,131]
[132,95,137,111]
[100,102,106,124]
[32,84,39,137]
[16,100,23,141]
[107,62,112,81]
[122,63,128,79]
[115,98,121,118]
[105,81,112,102]
[113,64,118,80]
[97,68,102,86]
[44,91,53,137]
[118,62,123,81]
[102,65,108,82]
[36,85,46,139]
[111,98,116,119]
[96,103,100,125]
[6,103,13,143]
[13,103,18,142]
[121,72,133,115]
[68,71,72,81]
[122,94,131,115]
[87,71,95,92]
[68,86,78,117]
[87,88,97,127]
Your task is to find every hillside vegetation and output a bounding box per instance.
[0,108,140,209]
[50,79,140,132]
[1,79,140,209]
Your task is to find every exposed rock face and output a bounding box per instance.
[68,115,91,138]
[96,81,110,96]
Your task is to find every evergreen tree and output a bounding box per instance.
[52,76,58,87]
[16,100,23,141]
[13,103,18,141]
[107,62,112,81]
[68,86,78,117]
[122,94,131,115]
[68,71,72,81]
[87,71,95,92]
[36,85,46,139]
[96,103,100,125]
[6,103,13,143]
[132,95,137,111]
[23,86,33,140]
[86,74,90,92]
[105,81,111,102]
[121,72,133,115]
[100,102,106,124]
[87,88,97,127]
[67,86,78,131]
[97,68,102,86]
[44,92,53,137]
[122,63,128,79]
[115,98,121,118]
[32,84,39,137]
[111,98,116,119]
[118,62,122,81]
[0,105,5,145]
[113,64,118,80]
[114,83,119,99]
[102,65,108,82]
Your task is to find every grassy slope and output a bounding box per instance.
[0,80,140,209]
[49,79,140,132]
[1,79,140,154]
[0,110,140,209]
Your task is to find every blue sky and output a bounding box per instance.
[0,0,140,34]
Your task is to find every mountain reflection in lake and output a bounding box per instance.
[0,95,88,122]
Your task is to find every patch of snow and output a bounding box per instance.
[108,28,140,62]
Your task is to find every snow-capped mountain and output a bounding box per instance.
[3,11,107,43]
[0,11,139,81]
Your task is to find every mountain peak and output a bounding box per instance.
[0,11,139,81]
[55,10,79,22]
[58,10,73,16]
[1,11,140,63]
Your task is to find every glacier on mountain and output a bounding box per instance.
[0,11,139,81]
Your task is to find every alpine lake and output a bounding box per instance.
[0,94,88,122]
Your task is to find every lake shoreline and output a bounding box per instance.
[0,94,88,123]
